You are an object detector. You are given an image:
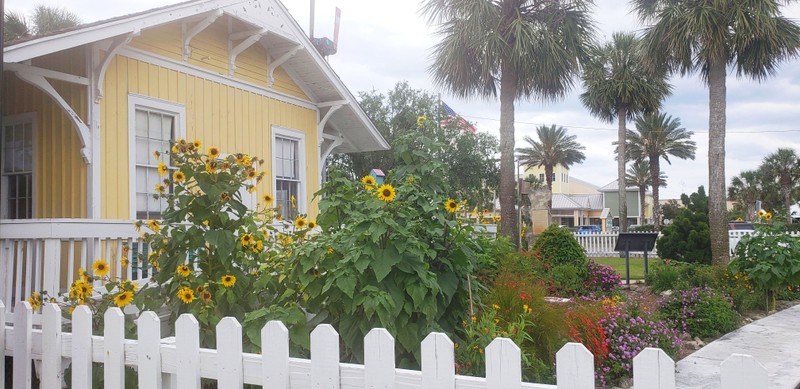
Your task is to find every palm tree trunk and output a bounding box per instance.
[617,107,628,232]
[499,62,518,241]
[639,186,646,226]
[650,157,662,229]
[708,58,730,266]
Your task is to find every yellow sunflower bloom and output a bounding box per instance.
[153,150,161,160]
[173,171,186,183]
[157,162,168,176]
[416,116,427,126]
[155,183,166,194]
[307,220,317,229]
[241,234,254,246]
[176,264,191,277]
[765,212,773,220]
[202,290,212,303]
[92,259,110,277]
[361,175,376,189]
[205,161,219,173]
[177,287,195,304]
[221,275,236,287]
[252,240,264,253]
[193,140,202,149]
[444,199,459,213]
[114,291,134,308]
[148,220,161,233]
[121,256,129,268]
[246,168,257,179]
[758,210,767,218]
[208,147,221,158]
[27,292,42,311]
[294,217,307,229]
[376,184,396,202]
[291,195,296,209]
[262,194,274,204]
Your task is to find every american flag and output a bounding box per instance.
[441,102,477,134]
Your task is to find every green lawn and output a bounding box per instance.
[593,256,663,281]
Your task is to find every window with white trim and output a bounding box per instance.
[273,127,305,220]
[1,114,35,219]
[129,96,185,220]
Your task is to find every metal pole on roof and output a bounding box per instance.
[309,0,315,38]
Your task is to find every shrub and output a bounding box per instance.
[585,260,621,294]
[630,224,656,232]
[656,186,711,263]
[645,261,722,293]
[660,287,739,338]
[531,225,587,267]
[549,264,587,296]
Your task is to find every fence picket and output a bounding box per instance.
[556,342,594,389]
[364,328,395,389]
[633,347,675,389]
[0,300,5,386]
[421,332,455,389]
[42,304,63,388]
[13,301,32,389]
[72,305,93,388]
[176,314,201,389]
[486,338,522,389]
[262,320,290,388]
[720,354,768,389]
[217,317,244,388]
[311,324,340,389]
[137,311,163,389]
[104,308,126,388]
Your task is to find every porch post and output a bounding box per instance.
[87,44,102,218]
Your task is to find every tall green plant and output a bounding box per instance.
[657,187,711,264]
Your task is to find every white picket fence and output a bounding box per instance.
[1,300,770,389]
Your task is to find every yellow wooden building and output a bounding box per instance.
[0,0,388,311]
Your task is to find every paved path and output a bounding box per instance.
[676,304,800,388]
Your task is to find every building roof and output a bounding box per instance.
[552,193,603,211]
[4,0,389,153]
[598,179,640,192]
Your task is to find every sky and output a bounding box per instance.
[8,0,800,199]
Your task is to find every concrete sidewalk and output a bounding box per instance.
[676,304,800,389]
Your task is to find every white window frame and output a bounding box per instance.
[1,113,37,219]
[272,126,306,218]
[127,95,186,220]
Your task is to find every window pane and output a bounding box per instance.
[161,115,174,141]
[148,112,162,139]
[136,166,148,192]
[135,110,148,137]
[136,193,147,213]
[136,138,149,165]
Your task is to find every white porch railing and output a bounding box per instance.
[1,300,770,389]
[0,219,147,315]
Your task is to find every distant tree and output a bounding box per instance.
[633,0,800,266]
[4,5,81,42]
[761,148,800,223]
[657,186,711,264]
[728,170,763,221]
[660,199,681,222]
[580,32,671,233]
[329,81,500,210]
[423,0,595,240]
[625,160,666,226]
[626,113,696,230]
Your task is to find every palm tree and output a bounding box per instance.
[632,0,800,265]
[580,32,671,233]
[4,5,81,42]
[422,0,594,240]
[728,170,763,221]
[516,125,586,220]
[761,148,800,223]
[626,113,696,230]
[626,160,666,226]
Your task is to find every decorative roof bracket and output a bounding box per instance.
[94,30,140,102]
[267,45,302,87]
[182,10,223,60]
[317,102,347,138]
[229,29,267,75]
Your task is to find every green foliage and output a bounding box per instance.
[659,287,739,338]
[656,186,711,263]
[288,135,479,367]
[531,225,587,267]
[645,261,722,293]
[549,264,587,296]
[730,220,800,309]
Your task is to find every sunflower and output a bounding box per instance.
[758,210,767,218]
[765,212,773,220]
[294,217,307,229]
[157,162,168,176]
[235,153,247,165]
[241,233,254,246]
[173,171,186,183]
[121,256,129,268]
[208,147,221,158]
[220,192,231,202]
[176,264,191,277]
[193,140,202,149]
[307,220,317,229]
[92,259,110,277]
[376,184,396,202]
[177,287,195,304]
[416,116,427,126]
[202,290,212,303]
[221,275,236,287]
[153,150,161,159]
[444,199,459,213]
[361,175,376,189]
[155,183,166,194]
[205,161,219,173]
[148,220,161,233]
[27,292,42,311]
[114,291,134,308]
[262,194,274,204]
[75,279,93,297]
[291,195,296,209]
[246,169,257,179]
[252,240,264,253]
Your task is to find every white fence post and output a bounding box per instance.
[720,354,767,389]
[633,347,675,389]
[556,342,594,389]
[13,301,32,389]
[0,300,5,385]
[216,317,244,389]
[421,332,455,389]
[105,308,126,388]
[176,313,201,389]
[364,328,395,389]
[42,239,61,297]
[262,320,290,388]
[137,311,163,389]
[72,305,93,388]
[486,337,522,389]
[41,303,63,388]
[311,324,340,389]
